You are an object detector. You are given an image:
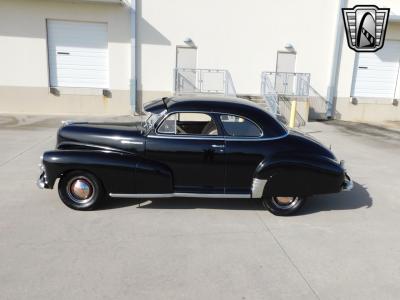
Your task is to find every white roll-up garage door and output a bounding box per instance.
[47,20,109,88]
[352,40,400,98]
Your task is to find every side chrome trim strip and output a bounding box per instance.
[120,140,144,145]
[61,120,75,126]
[251,178,267,198]
[109,193,251,199]
[57,141,132,155]
[147,132,288,142]
[148,135,225,141]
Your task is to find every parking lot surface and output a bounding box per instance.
[1,114,400,300]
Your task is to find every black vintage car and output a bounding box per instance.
[37,96,352,215]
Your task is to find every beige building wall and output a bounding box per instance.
[1,0,400,122]
[335,0,400,122]
[138,0,400,122]
[137,0,339,106]
[0,0,132,115]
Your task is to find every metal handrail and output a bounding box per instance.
[261,71,311,97]
[174,68,236,97]
[260,71,314,126]
[260,73,279,116]
[260,71,329,124]
[174,70,199,93]
[278,95,307,127]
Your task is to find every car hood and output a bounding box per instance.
[56,121,145,153]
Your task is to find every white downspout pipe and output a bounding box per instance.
[129,0,137,113]
[326,0,347,118]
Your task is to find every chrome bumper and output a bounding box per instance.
[37,160,49,189]
[342,173,353,192]
[37,172,48,189]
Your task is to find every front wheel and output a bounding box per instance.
[261,196,305,216]
[58,171,104,210]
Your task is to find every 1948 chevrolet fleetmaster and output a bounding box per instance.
[37,96,352,215]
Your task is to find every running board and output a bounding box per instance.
[109,193,251,199]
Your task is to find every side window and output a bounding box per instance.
[157,112,218,136]
[220,115,262,137]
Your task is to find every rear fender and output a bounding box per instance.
[254,154,345,197]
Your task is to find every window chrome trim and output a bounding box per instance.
[155,111,219,136]
[144,109,167,134]
[151,110,288,141]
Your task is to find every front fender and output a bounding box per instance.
[42,150,173,194]
[254,153,345,196]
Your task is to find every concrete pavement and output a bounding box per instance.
[0,115,399,299]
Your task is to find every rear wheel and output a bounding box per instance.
[58,171,104,210]
[262,196,305,216]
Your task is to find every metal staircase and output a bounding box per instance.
[172,68,328,128]
[260,72,328,127]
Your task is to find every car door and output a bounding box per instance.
[218,114,264,193]
[145,112,226,193]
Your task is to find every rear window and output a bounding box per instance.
[220,115,262,137]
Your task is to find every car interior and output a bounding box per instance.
[158,113,218,135]
[157,112,263,137]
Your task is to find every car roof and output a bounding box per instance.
[144,95,264,114]
[166,95,263,111]
[166,96,276,122]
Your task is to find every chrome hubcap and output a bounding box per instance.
[67,177,94,204]
[272,196,299,209]
[275,196,295,205]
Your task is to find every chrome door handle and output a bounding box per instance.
[211,144,225,148]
